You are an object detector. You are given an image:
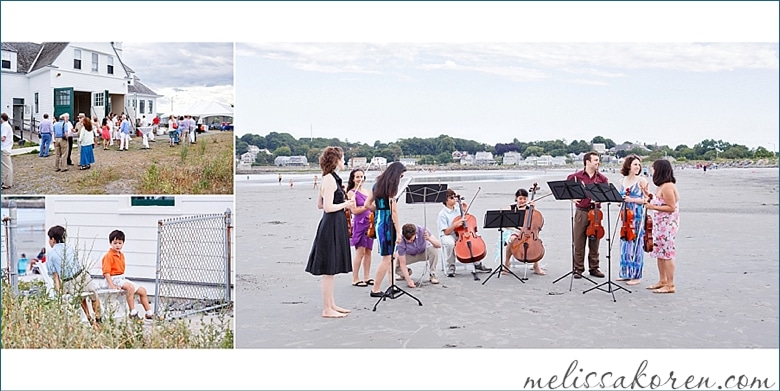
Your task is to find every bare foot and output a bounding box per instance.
[322,309,347,318]
[332,305,351,314]
[534,268,546,276]
[626,279,641,286]
[406,280,416,288]
[646,281,666,290]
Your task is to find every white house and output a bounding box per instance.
[45,195,234,293]
[349,156,367,168]
[399,157,417,167]
[474,151,496,166]
[1,42,161,132]
[369,156,387,169]
[274,155,308,166]
[502,151,523,165]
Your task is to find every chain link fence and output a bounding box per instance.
[154,209,233,320]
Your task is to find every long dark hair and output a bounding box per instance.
[652,159,676,186]
[373,162,406,200]
[346,168,364,193]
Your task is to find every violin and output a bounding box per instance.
[453,188,487,264]
[643,194,654,252]
[343,186,353,238]
[367,211,376,239]
[511,182,545,262]
[619,187,636,242]
[586,201,605,240]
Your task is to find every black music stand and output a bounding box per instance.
[403,183,448,287]
[581,183,631,302]
[481,209,525,285]
[373,181,426,311]
[548,180,598,290]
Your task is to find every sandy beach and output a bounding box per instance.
[235,167,779,348]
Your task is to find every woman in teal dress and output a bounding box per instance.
[618,155,650,285]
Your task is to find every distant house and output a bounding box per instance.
[369,156,387,169]
[502,151,523,165]
[247,145,260,155]
[274,156,308,166]
[592,143,607,154]
[399,157,417,167]
[1,42,160,132]
[460,155,474,165]
[551,156,568,165]
[474,151,496,166]
[240,152,255,164]
[452,150,466,160]
[349,156,367,168]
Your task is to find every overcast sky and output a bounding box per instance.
[236,42,778,150]
[120,43,233,114]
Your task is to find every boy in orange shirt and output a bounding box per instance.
[101,230,153,319]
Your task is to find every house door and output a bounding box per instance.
[53,87,74,120]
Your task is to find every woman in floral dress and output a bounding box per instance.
[644,159,680,294]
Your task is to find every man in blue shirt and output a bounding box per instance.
[46,225,102,323]
[52,114,71,172]
[38,113,53,157]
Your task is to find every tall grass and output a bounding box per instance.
[139,136,233,194]
[1,281,233,349]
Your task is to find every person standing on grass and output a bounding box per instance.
[38,113,53,157]
[52,114,69,172]
[77,116,96,170]
[100,118,111,150]
[119,114,131,151]
[1,113,13,189]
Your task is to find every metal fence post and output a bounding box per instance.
[8,201,18,295]
[224,208,232,303]
[154,219,162,317]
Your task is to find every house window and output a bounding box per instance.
[130,196,175,207]
[94,93,104,107]
[148,100,153,114]
[35,92,39,113]
[56,90,71,105]
[1,51,10,69]
[73,49,81,69]
[132,99,136,108]
[139,99,145,114]
[91,53,98,72]
[107,56,114,74]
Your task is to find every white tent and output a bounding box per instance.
[181,101,233,117]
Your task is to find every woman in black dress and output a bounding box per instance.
[306,146,355,318]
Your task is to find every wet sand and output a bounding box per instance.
[235,167,779,348]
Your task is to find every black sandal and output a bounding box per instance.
[79,166,87,170]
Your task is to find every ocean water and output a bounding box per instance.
[1,207,46,267]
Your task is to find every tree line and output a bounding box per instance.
[236,132,776,166]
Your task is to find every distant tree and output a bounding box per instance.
[236,140,248,156]
[437,152,452,164]
[522,145,545,158]
[307,147,321,163]
[754,146,775,159]
[273,145,292,156]
[568,140,592,154]
[254,152,273,165]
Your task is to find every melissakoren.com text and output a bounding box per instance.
[524,360,776,390]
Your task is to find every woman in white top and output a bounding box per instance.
[77,117,96,170]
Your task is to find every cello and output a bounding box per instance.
[510,182,545,262]
[453,188,487,264]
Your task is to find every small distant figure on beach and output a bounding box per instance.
[313,175,318,189]
[278,173,282,185]
[703,164,707,174]
[290,179,294,188]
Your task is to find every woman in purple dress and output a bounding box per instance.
[346,168,375,287]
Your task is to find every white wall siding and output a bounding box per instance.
[45,196,234,281]
[52,70,127,95]
[29,72,53,120]
[0,73,29,117]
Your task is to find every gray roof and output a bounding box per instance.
[1,42,43,73]
[30,42,68,72]
[128,77,159,96]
